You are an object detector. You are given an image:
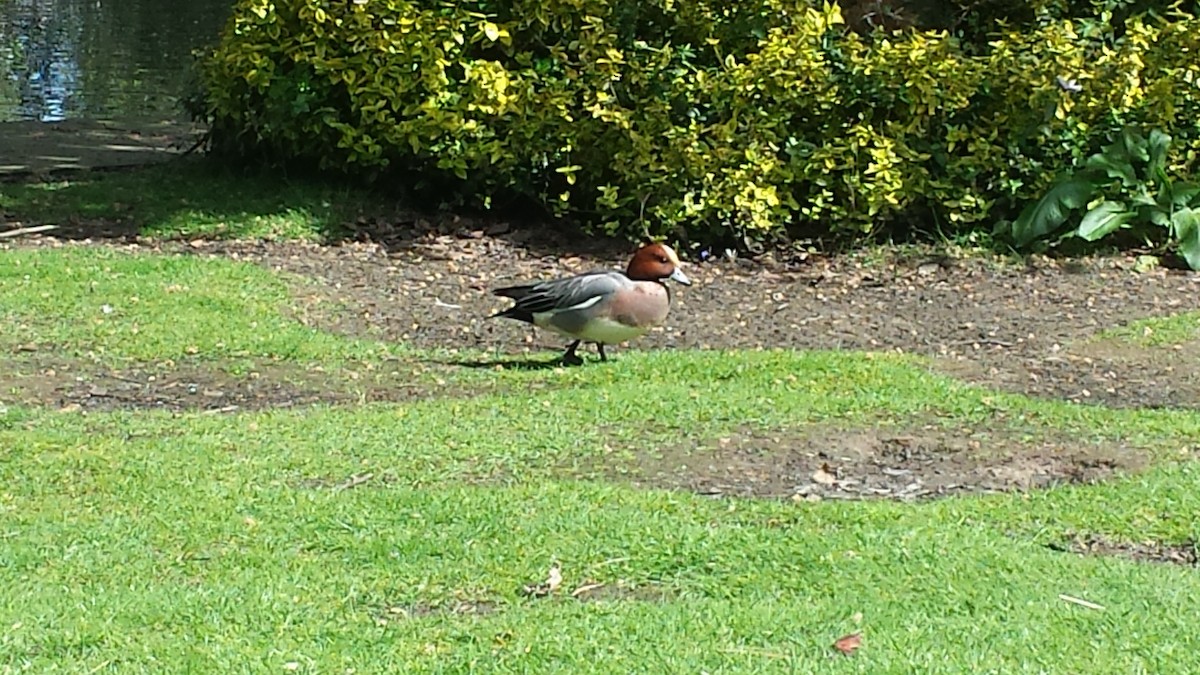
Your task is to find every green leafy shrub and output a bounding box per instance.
[1009,128,1200,268]
[191,0,1200,246]
[915,0,1181,43]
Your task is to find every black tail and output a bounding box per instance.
[490,285,535,323]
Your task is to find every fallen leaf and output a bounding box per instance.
[522,563,563,597]
[833,632,862,655]
[811,464,838,486]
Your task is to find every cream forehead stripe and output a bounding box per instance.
[660,244,682,265]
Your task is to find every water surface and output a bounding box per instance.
[0,0,231,122]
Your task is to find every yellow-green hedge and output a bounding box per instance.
[192,0,1200,243]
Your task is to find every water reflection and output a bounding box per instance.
[0,0,230,123]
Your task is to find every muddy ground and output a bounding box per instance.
[195,232,1200,411]
[3,225,1199,511]
[574,425,1148,502]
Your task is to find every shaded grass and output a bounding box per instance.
[2,245,1200,672]
[0,159,384,241]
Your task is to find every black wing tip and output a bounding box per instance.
[492,284,532,299]
[490,284,537,323]
[490,306,534,323]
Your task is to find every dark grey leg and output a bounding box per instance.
[597,343,608,362]
[562,340,584,366]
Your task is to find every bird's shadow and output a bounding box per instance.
[423,356,587,371]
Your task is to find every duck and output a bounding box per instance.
[490,243,692,365]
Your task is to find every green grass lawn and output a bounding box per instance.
[0,160,386,241]
[0,245,399,362]
[2,241,1200,672]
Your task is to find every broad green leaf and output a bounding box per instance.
[1119,128,1150,164]
[1147,128,1171,176]
[1097,132,1133,165]
[1167,181,1200,209]
[1153,166,1171,192]
[1075,201,1134,242]
[1171,208,1200,270]
[1084,152,1137,186]
[1011,177,1095,246]
[1131,191,1159,208]
[1144,207,1170,228]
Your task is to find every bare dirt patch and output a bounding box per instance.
[291,471,398,491]
[575,425,1147,501]
[567,581,673,603]
[370,581,668,624]
[0,353,464,413]
[5,230,1199,411]
[375,600,499,623]
[156,236,1200,410]
[1050,534,1198,566]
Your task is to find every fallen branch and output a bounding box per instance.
[571,582,606,598]
[0,224,58,239]
[1059,594,1105,610]
[201,405,241,415]
[181,131,210,157]
[104,373,150,385]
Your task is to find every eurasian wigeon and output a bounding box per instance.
[490,243,692,365]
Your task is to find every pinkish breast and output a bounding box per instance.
[608,281,671,328]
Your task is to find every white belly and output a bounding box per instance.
[535,314,650,344]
